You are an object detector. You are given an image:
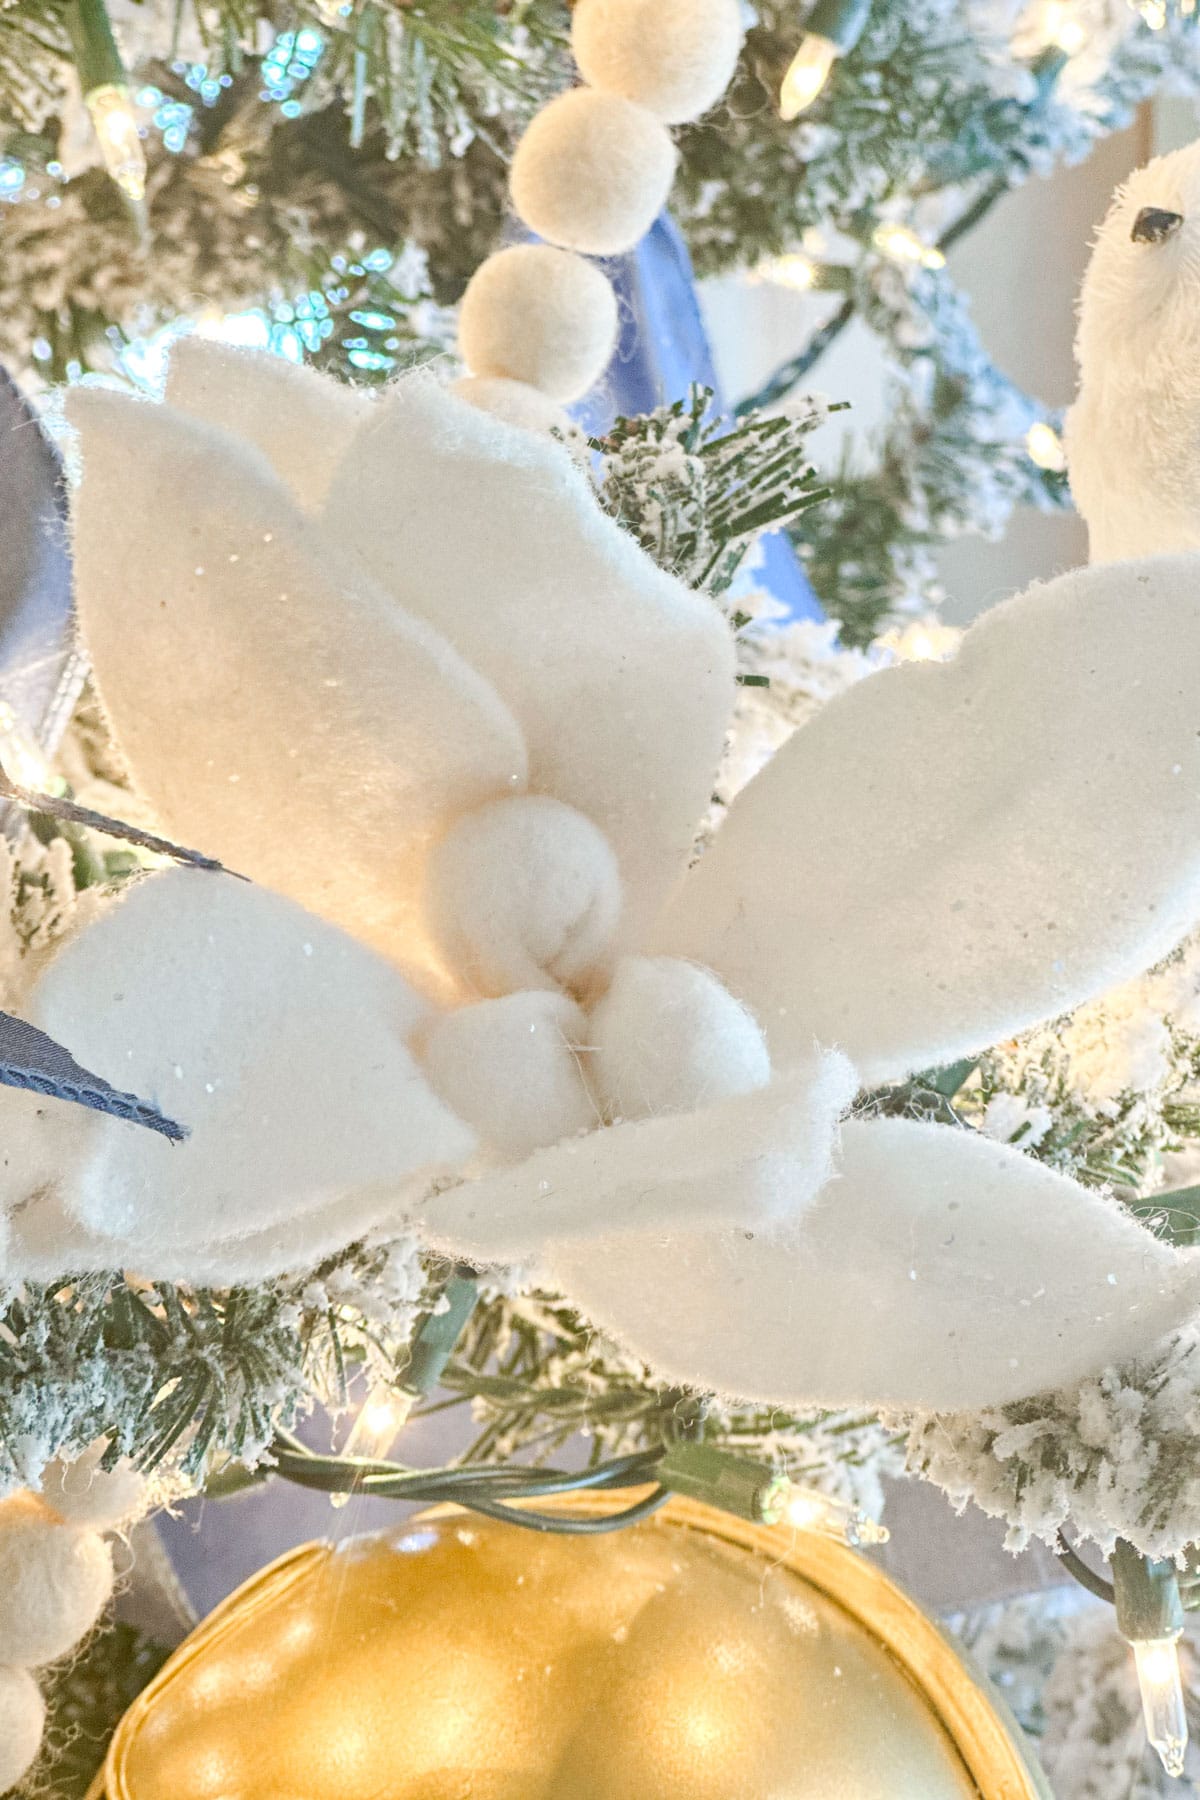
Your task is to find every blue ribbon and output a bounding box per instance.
[0,364,189,1140]
[0,368,84,754]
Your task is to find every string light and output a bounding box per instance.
[0,704,55,792]
[780,0,875,117]
[1132,1636,1189,1778]
[878,619,961,663]
[872,222,946,269]
[64,0,146,202]
[1026,420,1067,472]
[752,253,819,290]
[329,1384,415,1507]
[781,35,840,117]
[342,1385,414,1461]
[1135,0,1168,26]
[1040,0,1088,52]
[84,85,146,200]
[328,1271,481,1509]
[1106,1541,1190,1781]
[654,1443,889,1546]
[774,1480,891,1548]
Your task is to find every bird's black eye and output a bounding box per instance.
[1131,206,1185,244]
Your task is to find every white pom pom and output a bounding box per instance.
[40,1441,147,1531]
[421,992,596,1159]
[572,0,743,123]
[0,1497,113,1667]
[458,245,618,402]
[425,795,622,998]
[0,1666,45,1790]
[590,955,771,1120]
[510,88,677,256]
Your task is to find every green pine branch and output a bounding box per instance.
[593,386,839,603]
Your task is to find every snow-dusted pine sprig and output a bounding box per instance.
[0,1236,434,1497]
[592,386,837,602]
[959,936,1200,1197]
[904,1321,1200,1562]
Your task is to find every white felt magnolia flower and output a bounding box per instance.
[7,339,1200,1418]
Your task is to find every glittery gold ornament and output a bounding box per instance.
[97,1496,1048,1800]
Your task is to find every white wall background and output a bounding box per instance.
[699,108,1179,626]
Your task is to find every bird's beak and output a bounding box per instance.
[1131,206,1185,244]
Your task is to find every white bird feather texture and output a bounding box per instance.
[1067,136,1200,562]
[11,342,1200,1418]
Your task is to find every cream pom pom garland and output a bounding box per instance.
[0,1666,44,1794]
[572,0,744,124]
[457,0,744,410]
[0,1447,149,1789]
[457,244,620,404]
[0,1496,115,1669]
[509,88,678,258]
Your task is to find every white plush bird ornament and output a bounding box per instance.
[7,341,1200,1422]
[1066,134,1200,561]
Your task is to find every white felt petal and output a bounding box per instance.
[657,556,1200,1084]
[2,1137,423,1286]
[551,1117,1200,1412]
[11,871,474,1272]
[322,375,734,945]
[420,1051,855,1263]
[0,1496,114,1667]
[7,1186,388,1285]
[0,1083,92,1275]
[166,337,374,512]
[67,385,527,987]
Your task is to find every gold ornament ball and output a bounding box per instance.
[100,1497,1047,1800]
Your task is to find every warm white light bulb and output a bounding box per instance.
[1026,420,1067,472]
[753,253,819,291]
[329,1384,414,1508]
[1132,1636,1189,1779]
[85,84,146,201]
[780,34,839,118]
[1041,1,1088,51]
[872,222,946,269]
[0,703,54,791]
[878,619,962,664]
[777,1482,890,1547]
[1135,0,1168,26]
